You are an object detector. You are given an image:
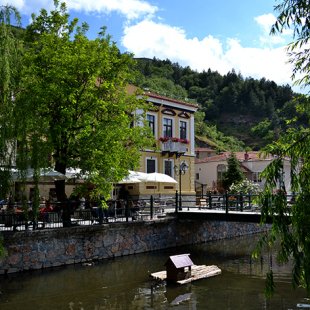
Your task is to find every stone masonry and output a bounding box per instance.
[0,217,269,274]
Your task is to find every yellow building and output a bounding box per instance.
[126,86,198,199]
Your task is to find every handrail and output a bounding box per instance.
[0,192,295,232]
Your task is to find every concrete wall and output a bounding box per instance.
[0,217,268,274]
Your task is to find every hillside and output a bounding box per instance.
[133,57,304,150]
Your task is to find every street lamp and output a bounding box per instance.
[174,161,189,210]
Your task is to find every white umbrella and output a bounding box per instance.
[129,170,148,179]
[118,170,145,184]
[65,168,88,180]
[39,169,67,181]
[118,176,142,184]
[118,171,177,184]
[139,172,178,184]
[13,168,67,182]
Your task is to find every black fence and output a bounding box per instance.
[0,196,176,232]
[0,192,295,232]
[182,192,261,212]
[179,192,295,212]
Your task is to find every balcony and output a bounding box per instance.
[160,138,188,157]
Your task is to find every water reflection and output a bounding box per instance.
[0,234,308,309]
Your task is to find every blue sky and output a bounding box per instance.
[1,0,305,92]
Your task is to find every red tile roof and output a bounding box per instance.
[195,147,215,152]
[195,151,273,164]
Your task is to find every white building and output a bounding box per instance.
[195,151,292,195]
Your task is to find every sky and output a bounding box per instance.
[1,0,306,93]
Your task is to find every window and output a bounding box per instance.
[147,114,155,135]
[163,118,173,137]
[164,160,173,177]
[180,121,187,140]
[217,164,227,181]
[146,158,156,173]
[196,173,199,180]
[253,172,261,183]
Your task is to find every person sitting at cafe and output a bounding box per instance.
[39,199,53,222]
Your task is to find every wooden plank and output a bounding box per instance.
[150,264,221,284]
[150,270,167,281]
[177,265,221,284]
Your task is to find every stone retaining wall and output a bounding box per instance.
[0,217,268,274]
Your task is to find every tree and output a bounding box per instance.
[194,111,244,151]
[0,6,23,199]
[222,153,244,190]
[139,76,188,99]
[271,0,310,87]
[16,1,153,202]
[256,0,310,296]
[0,4,24,257]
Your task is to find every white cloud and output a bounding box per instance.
[254,13,293,46]
[0,0,54,14]
[66,0,157,20]
[255,13,276,34]
[225,39,292,84]
[0,0,158,20]
[0,0,25,9]
[122,19,294,87]
[123,20,226,70]
[1,1,302,91]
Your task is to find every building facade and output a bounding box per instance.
[126,86,198,198]
[195,151,292,195]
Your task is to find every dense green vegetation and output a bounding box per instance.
[134,57,307,150]
[0,2,153,205]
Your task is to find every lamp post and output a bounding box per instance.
[174,161,189,210]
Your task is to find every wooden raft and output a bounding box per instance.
[150,264,221,284]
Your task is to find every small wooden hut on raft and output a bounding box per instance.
[150,253,222,284]
[165,254,193,282]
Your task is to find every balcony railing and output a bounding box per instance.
[161,140,188,155]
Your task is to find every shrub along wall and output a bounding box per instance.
[0,217,268,274]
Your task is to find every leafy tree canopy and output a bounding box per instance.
[271,0,310,87]
[0,4,22,258]
[12,1,153,201]
[0,5,23,197]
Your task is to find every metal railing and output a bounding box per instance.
[161,140,187,153]
[0,192,295,231]
[178,192,261,213]
[0,197,176,232]
[176,192,295,214]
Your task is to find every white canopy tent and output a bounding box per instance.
[13,168,67,182]
[118,176,142,184]
[118,171,146,184]
[141,172,177,184]
[119,171,177,184]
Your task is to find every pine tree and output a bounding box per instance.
[222,153,244,190]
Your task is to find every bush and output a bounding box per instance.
[229,179,261,195]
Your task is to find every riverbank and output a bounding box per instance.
[0,215,269,274]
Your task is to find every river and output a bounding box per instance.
[0,234,308,309]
